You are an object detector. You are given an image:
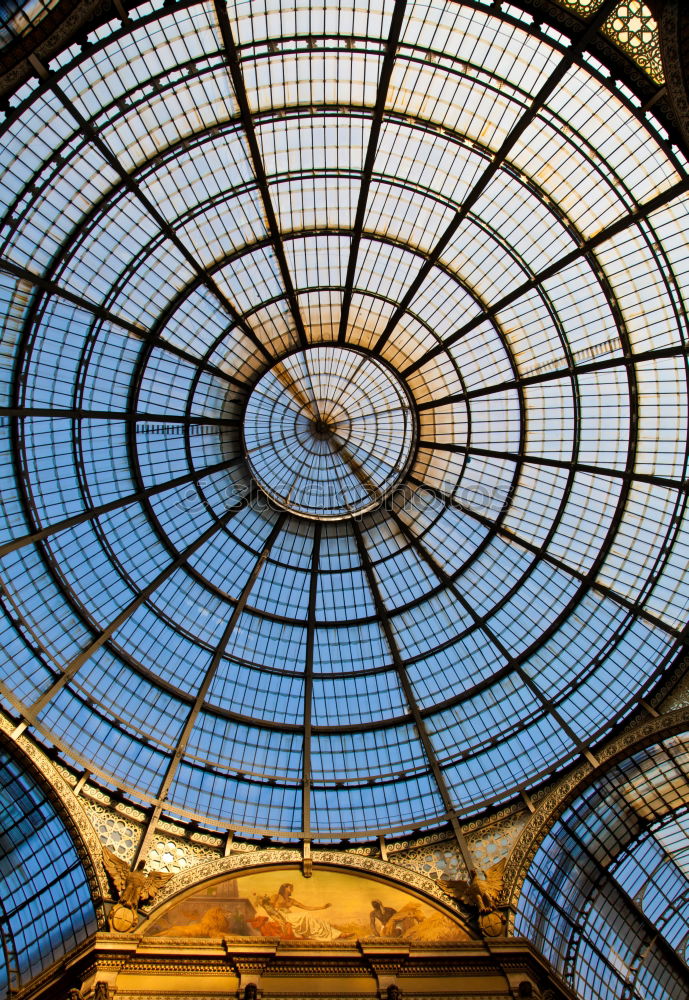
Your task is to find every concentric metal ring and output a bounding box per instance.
[0,0,688,840]
[242,347,416,519]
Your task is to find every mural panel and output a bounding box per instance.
[144,867,470,942]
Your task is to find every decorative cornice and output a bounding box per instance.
[14,930,576,1000]
[113,995,514,1000]
[659,1,689,147]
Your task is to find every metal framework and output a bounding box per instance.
[516,735,689,999]
[0,0,688,858]
[0,742,97,996]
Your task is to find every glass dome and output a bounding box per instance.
[242,345,416,518]
[0,0,688,840]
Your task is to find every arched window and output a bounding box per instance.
[516,735,689,999]
[0,745,97,997]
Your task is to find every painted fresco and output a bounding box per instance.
[144,868,470,942]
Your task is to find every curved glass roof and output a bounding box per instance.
[243,346,416,518]
[0,0,688,840]
[516,735,689,998]
[0,744,97,995]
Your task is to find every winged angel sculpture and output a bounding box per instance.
[438,858,506,937]
[102,848,173,932]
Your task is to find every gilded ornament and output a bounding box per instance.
[102,847,173,930]
[108,902,138,934]
[438,858,507,937]
[478,910,506,938]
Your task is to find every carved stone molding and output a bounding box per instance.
[113,995,525,1000]
[660,0,689,147]
[14,931,576,1000]
[501,706,689,920]
[227,945,277,981]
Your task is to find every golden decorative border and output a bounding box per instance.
[555,0,663,83]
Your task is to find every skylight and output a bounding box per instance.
[0,0,687,840]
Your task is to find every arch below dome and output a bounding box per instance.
[0,722,104,997]
[24,852,576,1000]
[139,852,473,943]
[509,710,689,999]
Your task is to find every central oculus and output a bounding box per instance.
[243,346,416,519]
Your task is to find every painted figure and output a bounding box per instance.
[369,899,397,935]
[270,882,341,941]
